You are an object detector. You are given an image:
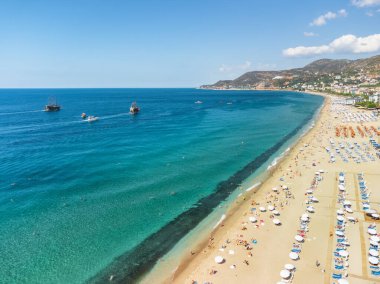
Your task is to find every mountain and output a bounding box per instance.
[201,55,380,89]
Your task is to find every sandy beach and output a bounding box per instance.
[166,92,380,284]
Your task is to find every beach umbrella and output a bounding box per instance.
[370,240,379,247]
[336,230,345,237]
[369,256,379,265]
[282,185,288,190]
[337,209,344,215]
[301,216,309,222]
[315,171,320,175]
[295,235,304,242]
[306,206,315,213]
[372,213,380,219]
[338,185,345,191]
[302,213,309,219]
[371,236,380,242]
[337,279,349,284]
[249,216,257,223]
[259,207,266,212]
[345,207,353,213]
[368,228,377,235]
[319,169,324,173]
[343,201,351,206]
[365,209,376,214]
[306,190,313,194]
[337,216,345,222]
[273,219,281,225]
[280,269,291,279]
[311,197,319,203]
[369,249,379,257]
[214,256,224,264]
[347,217,355,222]
[272,187,278,192]
[339,250,349,257]
[268,205,275,211]
[339,176,345,182]
[273,210,280,216]
[284,263,295,271]
[289,252,299,260]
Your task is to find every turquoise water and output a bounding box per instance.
[0,89,323,283]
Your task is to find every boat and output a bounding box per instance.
[130,102,140,114]
[81,113,87,119]
[195,100,203,104]
[45,97,61,111]
[86,115,99,122]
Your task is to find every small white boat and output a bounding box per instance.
[195,100,203,104]
[87,115,99,122]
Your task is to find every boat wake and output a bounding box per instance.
[0,110,44,116]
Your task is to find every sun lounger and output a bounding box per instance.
[371,270,380,276]
[332,273,342,279]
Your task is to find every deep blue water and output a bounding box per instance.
[0,89,323,283]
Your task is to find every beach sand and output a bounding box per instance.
[165,93,380,284]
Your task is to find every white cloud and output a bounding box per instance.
[283,34,380,57]
[310,9,347,26]
[366,11,374,16]
[304,32,318,37]
[352,0,380,7]
[219,61,252,73]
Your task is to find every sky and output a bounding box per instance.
[0,0,379,88]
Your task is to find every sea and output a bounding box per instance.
[0,88,324,283]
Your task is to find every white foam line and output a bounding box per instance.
[213,214,226,229]
[246,182,261,192]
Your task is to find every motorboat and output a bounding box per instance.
[130,102,140,114]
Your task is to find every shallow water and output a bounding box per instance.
[0,89,323,283]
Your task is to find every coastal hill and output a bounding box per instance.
[200,55,380,90]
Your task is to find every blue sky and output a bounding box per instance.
[0,0,379,87]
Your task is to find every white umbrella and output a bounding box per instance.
[306,189,313,194]
[289,252,299,260]
[273,210,280,216]
[249,216,257,223]
[306,206,315,213]
[338,184,345,191]
[339,176,345,182]
[268,205,275,211]
[284,263,295,271]
[272,187,278,192]
[336,231,345,236]
[370,240,379,247]
[347,217,355,222]
[214,256,224,264]
[295,235,304,242]
[372,213,380,219]
[366,209,376,214]
[319,169,324,173]
[338,279,349,284]
[345,207,353,213]
[302,213,309,219]
[282,185,288,190]
[301,216,309,222]
[259,207,266,212]
[280,269,291,279]
[343,201,351,206]
[368,228,377,235]
[369,256,379,265]
[315,171,320,175]
[371,236,380,242]
[337,216,345,222]
[311,197,319,203]
[369,249,379,257]
[337,209,344,215]
[273,219,281,225]
[339,250,349,257]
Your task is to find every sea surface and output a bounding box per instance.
[0,89,323,283]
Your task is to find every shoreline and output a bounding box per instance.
[170,89,380,283]
[141,90,326,283]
